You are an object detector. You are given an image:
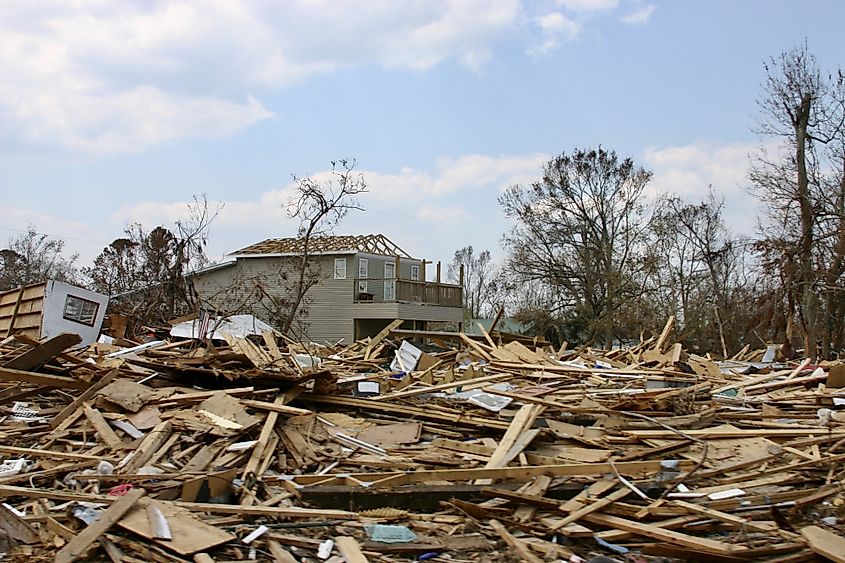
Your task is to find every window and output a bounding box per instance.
[357,258,369,293]
[384,262,396,301]
[334,258,347,279]
[63,295,99,326]
[410,264,420,281]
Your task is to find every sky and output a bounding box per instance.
[1,1,843,279]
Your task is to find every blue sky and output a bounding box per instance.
[1,1,843,278]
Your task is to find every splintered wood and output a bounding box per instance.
[0,325,843,561]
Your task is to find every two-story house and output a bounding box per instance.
[189,234,463,343]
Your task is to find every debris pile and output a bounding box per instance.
[0,317,845,562]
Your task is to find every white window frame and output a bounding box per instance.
[384,262,396,301]
[63,294,99,326]
[357,258,369,293]
[410,264,420,281]
[334,258,347,280]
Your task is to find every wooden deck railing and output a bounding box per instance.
[353,278,462,307]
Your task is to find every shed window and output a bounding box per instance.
[334,258,347,279]
[63,295,99,326]
[410,264,420,281]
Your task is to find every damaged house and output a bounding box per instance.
[189,234,463,343]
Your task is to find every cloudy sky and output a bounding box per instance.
[1,1,842,275]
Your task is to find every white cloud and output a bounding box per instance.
[556,0,620,13]
[0,1,655,153]
[108,152,549,268]
[621,4,656,25]
[417,204,470,222]
[643,141,761,235]
[0,1,527,154]
[529,12,581,55]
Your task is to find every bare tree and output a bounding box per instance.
[0,225,79,290]
[447,246,496,319]
[499,147,652,347]
[89,195,220,331]
[649,190,750,355]
[279,159,367,335]
[752,41,845,358]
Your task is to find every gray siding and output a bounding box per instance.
[191,251,459,344]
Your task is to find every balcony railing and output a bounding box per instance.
[353,278,462,307]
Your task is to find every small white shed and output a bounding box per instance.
[0,280,109,346]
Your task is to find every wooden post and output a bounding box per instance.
[394,256,400,278]
[421,260,427,282]
[436,261,441,283]
[459,264,465,286]
[5,287,25,337]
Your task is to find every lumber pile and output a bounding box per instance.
[0,323,844,562]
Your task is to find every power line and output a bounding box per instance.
[0,225,111,246]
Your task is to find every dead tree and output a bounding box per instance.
[280,159,366,335]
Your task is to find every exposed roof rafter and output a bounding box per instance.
[230,234,414,259]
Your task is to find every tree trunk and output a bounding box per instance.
[796,93,818,359]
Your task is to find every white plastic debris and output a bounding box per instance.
[227,440,259,452]
[11,402,44,422]
[317,539,334,559]
[97,460,114,475]
[818,408,834,426]
[390,341,422,372]
[708,488,746,500]
[147,502,172,540]
[105,340,167,358]
[111,420,143,439]
[294,353,321,369]
[0,459,27,478]
[1,503,25,518]
[242,524,268,544]
[355,381,381,397]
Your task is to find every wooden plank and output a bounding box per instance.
[624,428,845,439]
[0,366,87,389]
[82,402,124,451]
[583,512,747,556]
[267,540,298,563]
[489,519,542,563]
[672,500,794,538]
[364,319,403,360]
[654,315,675,352]
[0,484,114,503]
[240,399,312,417]
[551,487,631,530]
[285,460,694,487]
[118,421,173,474]
[118,498,235,556]
[50,369,120,429]
[3,287,25,337]
[373,371,514,401]
[0,502,38,544]
[459,332,493,362]
[174,502,356,519]
[476,404,543,485]
[801,525,845,563]
[299,394,512,431]
[0,446,103,462]
[2,332,81,371]
[240,394,286,505]
[560,479,616,512]
[54,487,145,563]
[335,536,369,563]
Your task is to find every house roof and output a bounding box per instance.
[230,234,414,259]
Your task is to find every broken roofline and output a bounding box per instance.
[229,234,415,260]
[227,250,359,259]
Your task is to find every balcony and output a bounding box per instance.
[353,278,462,307]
